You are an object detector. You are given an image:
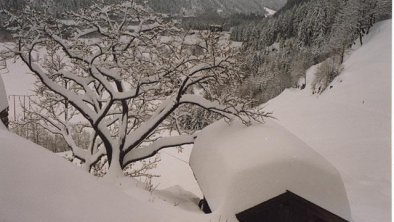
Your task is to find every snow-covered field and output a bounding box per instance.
[0,19,391,222]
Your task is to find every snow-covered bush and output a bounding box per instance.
[312,57,343,94]
[173,105,220,133]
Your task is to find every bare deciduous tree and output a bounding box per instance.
[3,1,269,178]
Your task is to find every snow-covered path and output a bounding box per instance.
[265,20,391,222]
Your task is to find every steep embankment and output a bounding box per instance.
[265,20,391,222]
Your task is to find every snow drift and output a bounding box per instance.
[0,128,196,222]
[190,119,351,222]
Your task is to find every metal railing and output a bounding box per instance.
[7,94,33,121]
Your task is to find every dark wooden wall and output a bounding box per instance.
[236,191,349,222]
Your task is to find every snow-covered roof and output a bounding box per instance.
[190,119,351,221]
[0,76,8,112]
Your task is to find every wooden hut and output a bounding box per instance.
[190,119,351,222]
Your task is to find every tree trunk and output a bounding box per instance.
[340,46,344,64]
[105,147,124,179]
[359,32,363,46]
[83,162,91,172]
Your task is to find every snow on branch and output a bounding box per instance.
[123,134,196,166]
[180,94,267,125]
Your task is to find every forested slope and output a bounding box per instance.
[232,0,391,105]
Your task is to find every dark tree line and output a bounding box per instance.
[181,11,265,32]
[138,0,286,16]
[0,0,284,16]
[0,0,94,14]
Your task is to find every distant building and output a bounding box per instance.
[209,25,223,32]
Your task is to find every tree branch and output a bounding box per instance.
[123,134,196,166]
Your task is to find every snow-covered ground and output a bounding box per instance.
[264,19,391,222]
[0,126,210,222]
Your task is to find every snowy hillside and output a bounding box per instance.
[265,19,391,222]
[0,127,210,222]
